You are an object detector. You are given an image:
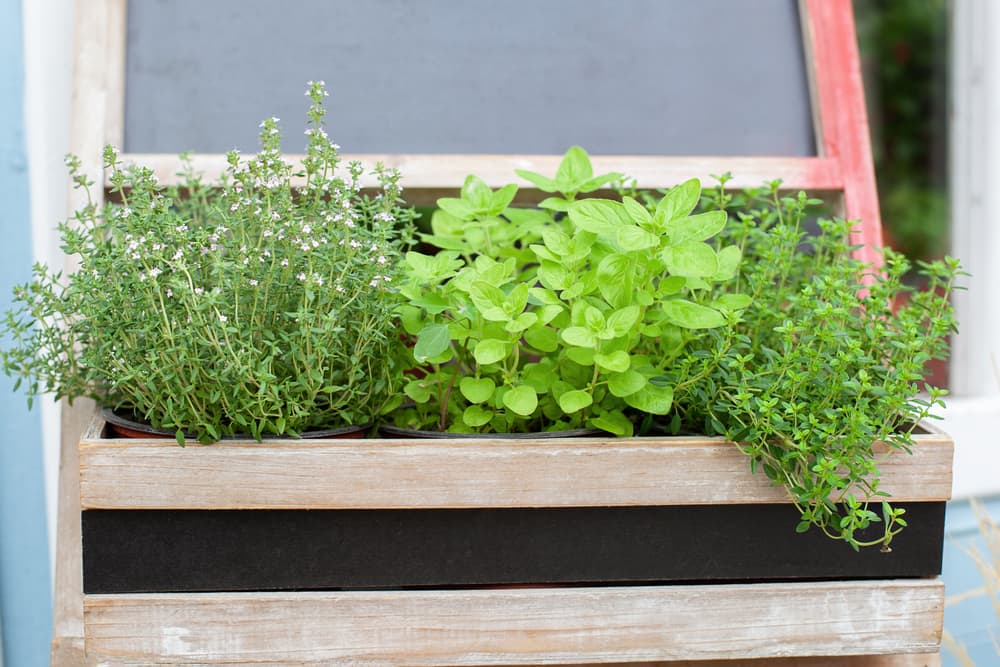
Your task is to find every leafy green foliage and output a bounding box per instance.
[0,82,414,443]
[662,176,962,550]
[391,148,743,434]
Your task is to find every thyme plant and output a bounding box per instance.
[1,82,413,443]
[665,177,961,550]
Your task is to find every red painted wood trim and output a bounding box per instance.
[804,0,885,267]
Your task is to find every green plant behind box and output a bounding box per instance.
[1,82,414,443]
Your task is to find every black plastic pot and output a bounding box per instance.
[377,423,605,439]
[101,407,370,440]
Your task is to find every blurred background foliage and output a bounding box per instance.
[854,0,950,269]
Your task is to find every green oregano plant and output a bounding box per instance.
[1,81,413,443]
[663,176,961,550]
[389,148,748,435]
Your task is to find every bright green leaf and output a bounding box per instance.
[538,197,571,212]
[597,253,636,308]
[594,350,630,373]
[468,281,509,321]
[625,382,674,415]
[714,245,742,280]
[414,323,450,361]
[404,380,432,403]
[505,283,530,315]
[577,172,624,193]
[555,146,593,190]
[606,305,641,337]
[436,197,475,220]
[505,312,538,333]
[584,306,606,332]
[663,242,719,278]
[622,196,652,225]
[589,411,634,437]
[503,385,538,416]
[712,294,753,311]
[656,178,701,221]
[490,183,519,214]
[461,174,494,212]
[460,376,496,404]
[462,405,494,427]
[616,224,658,251]
[525,325,559,352]
[569,199,626,234]
[473,338,510,365]
[542,228,572,256]
[538,261,571,290]
[661,300,726,329]
[562,326,597,348]
[608,369,647,397]
[558,389,593,413]
[514,169,557,192]
[565,346,595,366]
[668,210,727,243]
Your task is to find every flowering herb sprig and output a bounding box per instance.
[1,82,414,443]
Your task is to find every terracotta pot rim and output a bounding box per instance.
[100,407,370,440]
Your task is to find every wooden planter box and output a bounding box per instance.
[78,415,952,665]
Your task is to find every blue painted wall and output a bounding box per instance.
[0,0,53,665]
[942,496,1000,666]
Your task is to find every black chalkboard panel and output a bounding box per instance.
[82,504,945,593]
[124,0,816,156]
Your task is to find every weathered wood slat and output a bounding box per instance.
[110,153,844,193]
[554,657,941,667]
[53,0,126,662]
[80,417,952,510]
[82,579,943,665]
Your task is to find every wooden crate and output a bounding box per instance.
[77,415,952,665]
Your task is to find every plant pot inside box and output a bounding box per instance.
[80,414,953,594]
[101,407,370,440]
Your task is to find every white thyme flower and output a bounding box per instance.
[249,279,258,286]
[219,313,228,323]
[194,287,204,295]
[297,272,307,281]
[281,259,289,267]
[377,255,387,265]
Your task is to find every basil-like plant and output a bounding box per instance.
[1,82,413,443]
[664,177,961,550]
[389,148,748,435]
